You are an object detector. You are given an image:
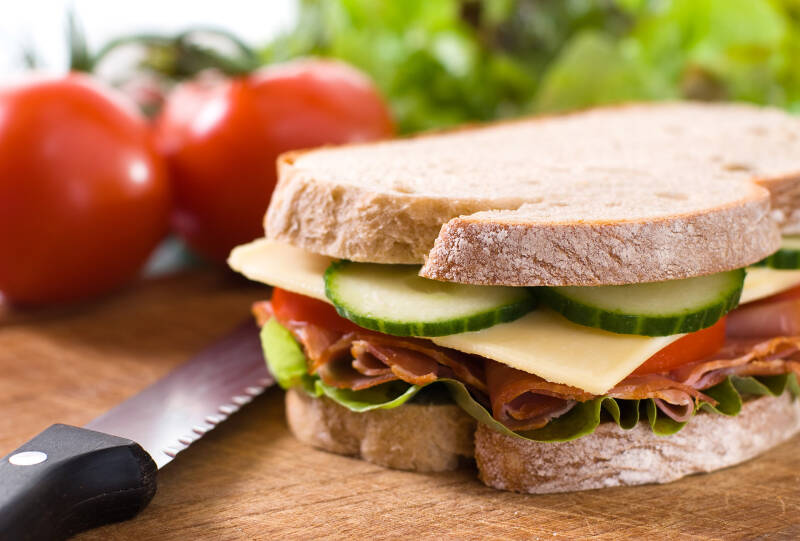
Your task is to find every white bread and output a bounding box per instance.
[284,388,475,472]
[265,102,800,286]
[475,393,800,493]
[286,390,800,492]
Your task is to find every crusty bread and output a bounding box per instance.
[287,390,800,492]
[265,102,800,286]
[285,388,476,472]
[475,393,800,494]
[762,172,800,234]
[421,200,774,286]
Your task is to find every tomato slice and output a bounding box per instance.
[632,317,726,376]
[271,288,362,333]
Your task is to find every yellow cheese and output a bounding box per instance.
[228,239,332,301]
[431,311,678,394]
[228,239,800,394]
[739,267,800,304]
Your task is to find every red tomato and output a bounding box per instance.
[0,75,170,305]
[271,288,362,334]
[632,317,727,375]
[155,60,394,263]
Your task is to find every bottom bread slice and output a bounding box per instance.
[476,393,800,493]
[286,389,800,491]
[285,388,476,472]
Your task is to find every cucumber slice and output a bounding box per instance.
[324,261,536,337]
[537,269,745,336]
[755,236,800,269]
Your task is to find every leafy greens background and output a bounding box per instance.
[263,0,800,133]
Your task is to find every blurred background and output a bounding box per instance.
[0,1,296,77]
[3,0,800,307]
[6,0,800,131]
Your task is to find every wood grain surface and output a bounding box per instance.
[1,271,799,541]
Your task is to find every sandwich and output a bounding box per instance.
[229,102,800,493]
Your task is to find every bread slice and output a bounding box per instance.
[286,390,800,492]
[475,393,800,493]
[285,388,476,472]
[265,102,800,286]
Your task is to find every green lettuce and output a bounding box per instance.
[261,319,800,442]
[261,0,800,131]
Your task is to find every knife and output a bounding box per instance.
[0,319,272,541]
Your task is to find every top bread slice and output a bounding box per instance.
[265,102,800,286]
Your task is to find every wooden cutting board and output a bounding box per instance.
[1,271,799,540]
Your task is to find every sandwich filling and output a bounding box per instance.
[255,289,800,440]
[231,239,800,442]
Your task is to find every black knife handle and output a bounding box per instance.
[0,424,157,541]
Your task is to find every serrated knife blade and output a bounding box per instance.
[0,318,273,539]
[85,319,272,468]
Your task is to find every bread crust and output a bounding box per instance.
[285,388,476,472]
[419,195,779,286]
[475,394,800,494]
[266,103,797,285]
[757,172,800,234]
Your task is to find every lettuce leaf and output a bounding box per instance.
[262,319,800,442]
[534,31,672,112]
[312,381,422,412]
[260,319,315,391]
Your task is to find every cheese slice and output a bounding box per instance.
[739,267,800,304]
[431,311,677,394]
[229,238,800,394]
[229,239,332,301]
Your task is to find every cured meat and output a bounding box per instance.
[726,298,800,338]
[257,298,800,432]
[317,351,398,390]
[263,301,486,393]
[607,374,712,422]
[671,336,800,390]
[485,362,714,427]
[485,361,589,430]
[252,301,273,327]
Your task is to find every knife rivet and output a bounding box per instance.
[9,451,48,466]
